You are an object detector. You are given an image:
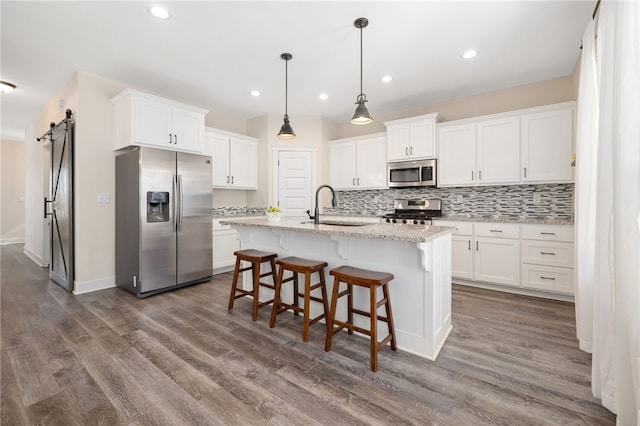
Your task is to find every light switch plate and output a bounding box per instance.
[456,195,463,203]
[97,193,110,203]
[533,194,541,204]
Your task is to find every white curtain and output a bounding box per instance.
[575,1,640,424]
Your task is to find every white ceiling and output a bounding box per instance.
[1,1,595,141]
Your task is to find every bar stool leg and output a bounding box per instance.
[228,256,243,311]
[251,261,261,321]
[302,271,311,342]
[383,283,398,351]
[269,264,286,328]
[370,285,378,372]
[347,284,354,335]
[319,270,329,328]
[325,276,341,351]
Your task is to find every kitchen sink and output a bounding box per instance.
[300,220,374,227]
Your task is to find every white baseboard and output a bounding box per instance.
[23,246,46,267]
[73,276,116,295]
[452,278,575,302]
[1,238,25,245]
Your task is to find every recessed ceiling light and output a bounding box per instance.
[381,75,393,83]
[318,93,328,100]
[148,5,171,20]
[0,81,17,93]
[461,50,478,60]
[250,90,261,97]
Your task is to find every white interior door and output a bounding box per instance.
[277,150,313,217]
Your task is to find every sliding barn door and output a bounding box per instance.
[44,113,74,292]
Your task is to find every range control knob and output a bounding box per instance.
[402,219,407,224]
[392,218,397,224]
[386,218,391,223]
[413,219,418,225]
[420,220,426,225]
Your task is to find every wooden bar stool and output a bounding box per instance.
[228,249,278,321]
[324,265,397,372]
[269,257,329,342]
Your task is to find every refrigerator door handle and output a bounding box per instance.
[177,174,184,232]
[172,174,178,232]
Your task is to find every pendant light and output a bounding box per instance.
[351,17,372,125]
[277,53,296,139]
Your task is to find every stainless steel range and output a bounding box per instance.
[381,199,442,225]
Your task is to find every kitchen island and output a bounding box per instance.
[221,217,453,361]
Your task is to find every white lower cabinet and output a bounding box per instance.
[433,220,574,298]
[212,219,240,274]
[520,224,574,295]
[473,223,520,287]
[474,237,520,287]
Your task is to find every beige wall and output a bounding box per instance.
[1,140,26,244]
[336,75,577,139]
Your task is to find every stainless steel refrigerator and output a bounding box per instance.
[116,147,212,297]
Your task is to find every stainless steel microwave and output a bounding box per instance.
[388,159,437,187]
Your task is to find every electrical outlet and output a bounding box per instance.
[97,193,110,203]
[373,196,380,203]
[456,195,463,203]
[533,194,541,205]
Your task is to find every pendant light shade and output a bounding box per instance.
[277,53,296,139]
[351,17,373,125]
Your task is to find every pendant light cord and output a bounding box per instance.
[359,26,363,96]
[285,58,288,116]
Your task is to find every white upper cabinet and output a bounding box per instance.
[521,107,574,183]
[476,117,520,184]
[384,113,440,162]
[204,128,258,190]
[437,102,575,187]
[112,89,207,153]
[329,133,387,190]
[438,124,476,186]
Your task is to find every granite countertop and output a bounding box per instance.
[220,217,453,244]
[434,215,574,225]
[212,213,266,219]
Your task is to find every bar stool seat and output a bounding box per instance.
[228,249,278,321]
[269,256,329,342]
[324,265,397,372]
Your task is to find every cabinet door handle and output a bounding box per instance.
[468,240,471,250]
[410,146,413,155]
[476,241,479,251]
[471,171,474,180]
[357,177,360,185]
[524,167,527,178]
[352,178,356,186]
[169,133,173,144]
[231,176,234,184]
[540,276,556,281]
[540,232,556,236]
[405,147,409,156]
[540,251,556,256]
[489,229,502,233]
[226,176,229,184]
[174,134,178,145]
[479,170,482,180]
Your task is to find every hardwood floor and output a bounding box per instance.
[1,244,615,425]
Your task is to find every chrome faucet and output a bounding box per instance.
[306,184,337,225]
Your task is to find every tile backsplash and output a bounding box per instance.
[323,184,574,220]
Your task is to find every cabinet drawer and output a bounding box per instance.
[474,222,519,239]
[432,221,472,235]
[521,264,574,295]
[521,225,574,242]
[521,240,574,268]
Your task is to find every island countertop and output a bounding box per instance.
[220,217,453,244]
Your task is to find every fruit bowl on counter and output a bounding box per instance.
[266,206,282,222]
